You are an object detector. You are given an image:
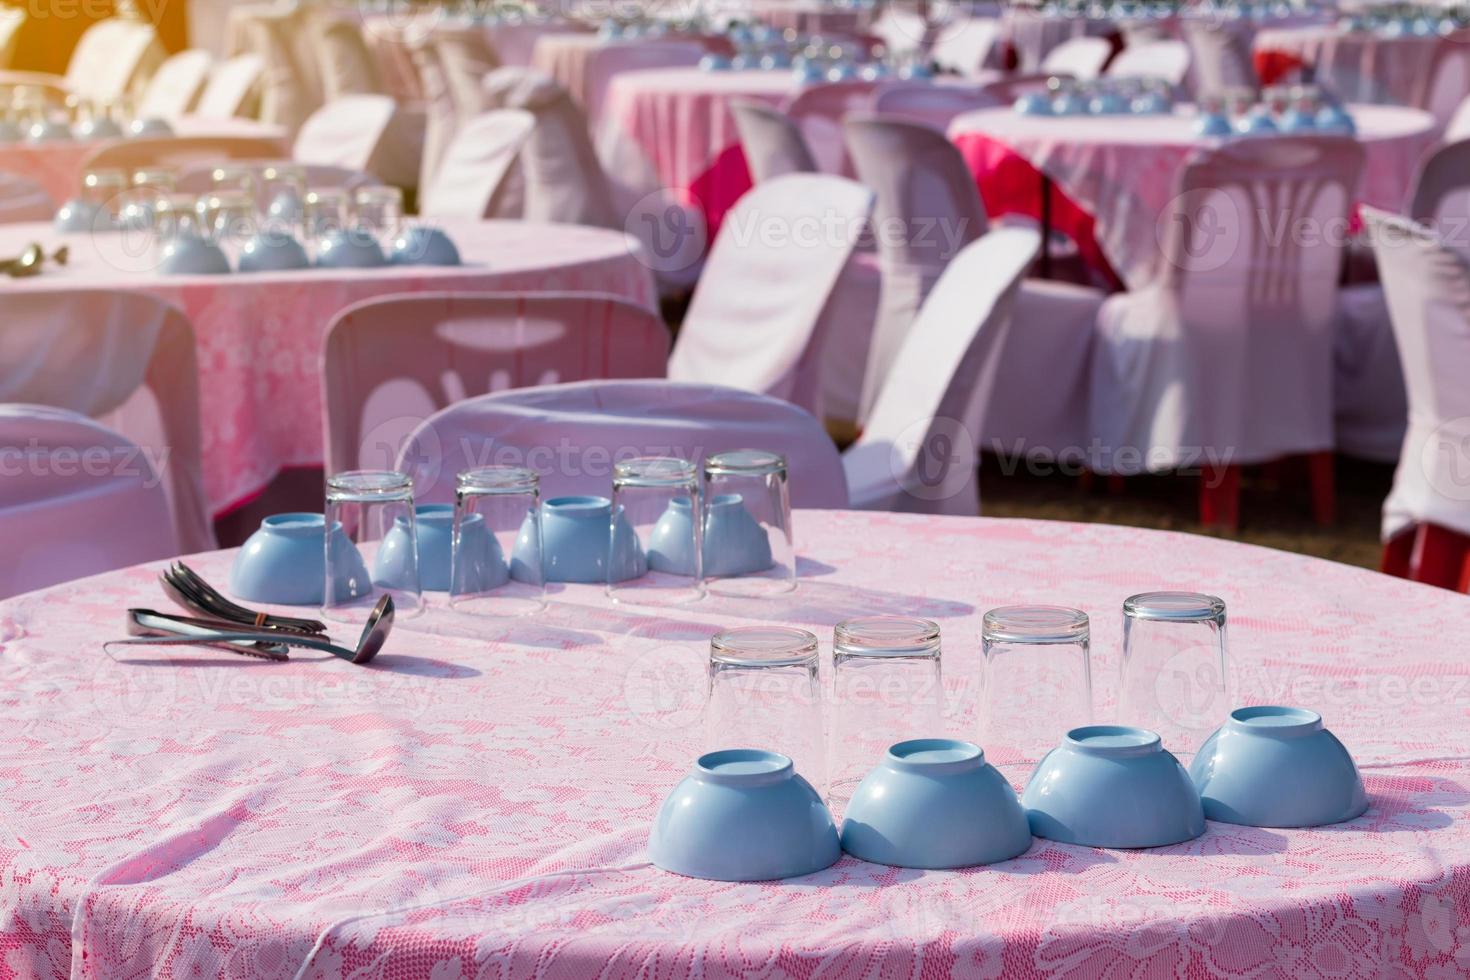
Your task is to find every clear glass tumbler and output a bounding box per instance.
[706,626,825,793]
[980,605,1092,776]
[451,466,546,617]
[324,470,423,623]
[828,616,943,809]
[608,456,704,606]
[303,187,349,242]
[354,185,404,249]
[702,449,796,596]
[196,191,255,267]
[1119,591,1229,758]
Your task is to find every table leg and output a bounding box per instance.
[1040,172,1053,278]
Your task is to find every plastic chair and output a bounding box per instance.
[79,136,287,176]
[930,16,1001,76]
[782,80,879,176]
[0,174,53,223]
[238,11,318,133]
[1089,136,1365,528]
[310,14,383,102]
[0,405,176,599]
[417,110,536,219]
[0,290,213,553]
[293,94,421,189]
[323,292,671,475]
[1040,36,1113,80]
[394,380,848,509]
[669,173,875,417]
[1423,33,1470,127]
[844,227,1039,515]
[195,53,264,119]
[432,25,502,122]
[1106,39,1191,86]
[730,100,817,183]
[1181,20,1256,97]
[136,49,213,119]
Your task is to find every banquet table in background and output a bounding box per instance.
[0,118,289,206]
[949,104,1438,290]
[0,219,655,515]
[2,512,1468,977]
[530,33,711,124]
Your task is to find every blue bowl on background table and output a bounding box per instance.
[1022,725,1206,848]
[1235,108,1278,136]
[699,53,732,71]
[650,748,841,881]
[315,230,386,269]
[160,232,230,275]
[512,495,644,584]
[1132,91,1172,114]
[127,117,174,138]
[841,739,1032,869]
[898,62,933,80]
[230,512,369,605]
[793,61,826,84]
[1277,108,1317,133]
[27,119,73,142]
[1051,92,1089,116]
[375,503,504,592]
[54,199,112,233]
[1193,110,1234,137]
[1315,104,1356,135]
[759,51,792,70]
[388,226,461,266]
[1189,706,1368,828]
[266,191,303,225]
[239,232,310,272]
[74,116,124,140]
[1088,91,1128,115]
[646,494,773,578]
[1014,92,1053,116]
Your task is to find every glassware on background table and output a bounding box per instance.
[608,456,704,606]
[1119,591,1229,758]
[706,626,826,796]
[354,185,404,249]
[195,191,254,266]
[82,168,128,219]
[701,449,794,596]
[828,616,943,809]
[980,605,1092,775]
[323,470,423,623]
[260,162,307,224]
[209,164,256,201]
[451,465,546,616]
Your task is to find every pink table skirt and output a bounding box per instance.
[2,511,1469,977]
[949,104,1438,291]
[0,218,656,514]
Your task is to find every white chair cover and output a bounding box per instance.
[0,6,23,69]
[782,80,879,176]
[419,110,535,219]
[409,37,459,192]
[65,18,166,103]
[1363,208,1470,540]
[135,49,213,119]
[1445,94,1470,144]
[1423,34,1470,127]
[845,227,1039,515]
[0,291,213,553]
[0,405,176,599]
[1040,36,1113,80]
[195,53,263,119]
[870,83,1004,131]
[241,10,317,133]
[433,25,502,122]
[1181,20,1256,96]
[395,380,848,509]
[325,292,670,475]
[0,174,53,223]
[871,6,932,57]
[1106,39,1191,86]
[1090,136,1364,473]
[669,173,875,417]
[730,100,817,183]
[309,13,384,103]
[930,16,1001,76]
[293,94,421,188]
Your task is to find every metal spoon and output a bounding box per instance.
[115,596,394,665]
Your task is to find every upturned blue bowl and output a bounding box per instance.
[127,117,174,138]
[1235,109,1278,136]
[1277,108,1317,133]
[1088,92,1129,115]
[160,232,230,275]
[314,230,386,268]
[74,116,124,140]
[1315,104,1357,135]
[1193,111,1235,137]
[646,494,773,578]
[1014,92,1053,116]
[388,226,461,267]
[238,232,310,272]
[650,749,841,881]
[266,192,303,225]
[841,739,1033,869]
[512,495,645,584]
[229,512,370,605]
[1188,706,1368,828]
[700,53,732,71]
[1022,725,1205,848]
[54,199,111,233]
[26,119,73,142]
[374,503,505,592]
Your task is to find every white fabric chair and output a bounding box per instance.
[418,110,535,219]
[293,94,421,189]
[1363,208,1470,542]
[730,100,817,183]
[432,25,502,122]
[239,10,318,133]
[0,290,213,553]
[395,380,849,509]
[0,405,177,599]
[782,80,879,176]
[1445,94,1470,145]
[871,83,1004,131]
[1106,39,1191,86]
[0,174,53,223]
[408,36,459,192]
[0,6,23,69]
[309,13,383,103]
[930,16,1001,76]
[324,292,670,475]
[669,174,875,417]
[1040,36,1113,80]
[871,6,932,57]
[1423,34,1470,127]
[194,53,263,119]
[845,228,1039,515]
[136,49,213,119]
[1181,20,1256,97]
[65,17,166,103]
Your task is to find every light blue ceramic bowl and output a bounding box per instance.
[898,62,933,80]
[700,53,732,71]
[128,117,175,138]
[1014,92,1054,116]
[74,116,124,140]
[27,119,73,142]
[238,232,310,272]
[1088,92,1129,115]
[1315,104,1357,135]
[841,739,1032,869]
[646,494,773,577]
[1022,725,1206,848]
[1277,108,1316,133]
[826,62,858,82]
[266,192,303,225]
[1188,706,1368,828]
[1235,109,1278,136]
[1193,111,1235,137]
[512,495,645,584]
[375,503,504,592]
[1051,92,1089,116]
[730,53,758,70]
[793,61,826,84]
[1132,92,1172,114]
[54,199,110,233]
[314,230,387,269]
[388,226,461,267]
[229,512,370,605]
[759,51,792,70]
[160,232,231,275]
[117,201,155,231]
[649,749,841,881]
[0,120,20,143]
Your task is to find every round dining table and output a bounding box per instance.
[1252,25,1447,111]
[0,117,288,206]
[0,218,655,516]
[948,104,1438,290]
[1,511,1467,976]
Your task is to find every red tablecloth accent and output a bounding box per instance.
[1253,49,1307,86]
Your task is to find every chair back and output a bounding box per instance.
[871,6,931,56]
[80,136,286,175]
[1408,139,1470,232]
[195,54,264,119]
[730,100,816,182]
[0,405,176,598]
[1106,39,1190,85]
[409,37,458,188]
[325,292,670,475]
[870,83,1003,131]
[846,227,1038,515]
[669,173,874,415]
[395,380,848,508]
[66,17,165,103]
[1423,32,1470,125]
[1040,35,1112,79]
[0,6,23,69]
[0,173,52,223]
[310,14,383,102]
[241,12,318,132]
[782,80,878,175]
[1181,20,1256,96]
[433,25,502,121]
[581,40,705,123]
[420,110,536,219]
[293,94,418,187]
[930,16,1001,75]
[137,49,213,119]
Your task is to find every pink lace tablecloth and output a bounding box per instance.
[2,511,1469,977]
[0,218,655,515]
[949,103,1437,290]
[0,118,288,207]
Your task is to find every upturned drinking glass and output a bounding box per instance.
[702,449,796,596]
[706,626,825,793]
[450,466,545,616]
[980,605,1092,775]
[324,470,423,623]
[1119,592,1230,758]
[608,456,704,606]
